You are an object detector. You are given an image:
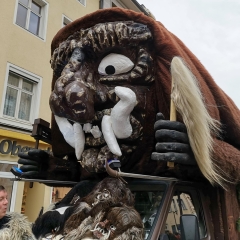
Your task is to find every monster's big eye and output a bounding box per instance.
[98,53,134,76]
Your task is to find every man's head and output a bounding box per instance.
[0,185,8,219]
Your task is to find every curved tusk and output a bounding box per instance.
[111,86,137,139]
[101,115,122,156]
[73,123,85,160]
[54,115,75,148]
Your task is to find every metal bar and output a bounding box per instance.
[105,159,178,182]
[35,139,39,149]
[119,172,178,181]
[10,178,78,185]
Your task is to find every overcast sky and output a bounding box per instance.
[139,0,240,108]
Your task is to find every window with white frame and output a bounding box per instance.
[3,72,33,121]
[15,0,48,39]
[77,0,86,7]
[1,64,42,130]
[62,15,72,28]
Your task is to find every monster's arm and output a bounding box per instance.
[17,149,80,182]
[151,113,196,165]
[151,112,240,183]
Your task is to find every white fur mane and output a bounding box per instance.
[170,56,225,187]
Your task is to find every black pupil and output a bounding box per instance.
[105,65,115,75]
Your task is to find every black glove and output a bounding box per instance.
[151,113,196,165]
[17,149,81,182]
[17,149,49,178]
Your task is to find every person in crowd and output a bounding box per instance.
[174,232,181,239]
[0,185,36,240]
[166,230,178,240]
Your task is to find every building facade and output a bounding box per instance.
[0,0,150,222]
[0,0,99,222]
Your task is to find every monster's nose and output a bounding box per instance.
[99,219,109,229]
[65,80,95,123]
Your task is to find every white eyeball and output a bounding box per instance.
[98,53,134,76]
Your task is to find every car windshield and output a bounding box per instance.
[129,181,167,239]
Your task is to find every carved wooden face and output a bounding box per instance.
[50,21,155,173]
[63,178,135,235]
[91,206,144,240]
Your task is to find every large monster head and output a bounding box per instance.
[50,8,234,178]
[50,11,157,175]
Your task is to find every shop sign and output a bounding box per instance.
[0,139,50,156]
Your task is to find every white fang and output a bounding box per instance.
[111,86,136,139]
[101,115,122,156]
[73,123,85,160]
[54,115,75,148]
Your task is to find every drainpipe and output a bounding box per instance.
[99,0,104,9]
[131,0,149,16]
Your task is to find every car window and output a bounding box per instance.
[129,182,167,239]
[164,187,207,239]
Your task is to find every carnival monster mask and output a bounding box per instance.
[65,205,144,240]
[50,21,154,172]
[63,177,135,234]
[91,206,143,240]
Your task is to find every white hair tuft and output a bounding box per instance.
[170,56,226,187]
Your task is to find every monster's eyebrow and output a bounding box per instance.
[50,21,152,77]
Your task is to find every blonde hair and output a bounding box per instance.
[170,56,225,187]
